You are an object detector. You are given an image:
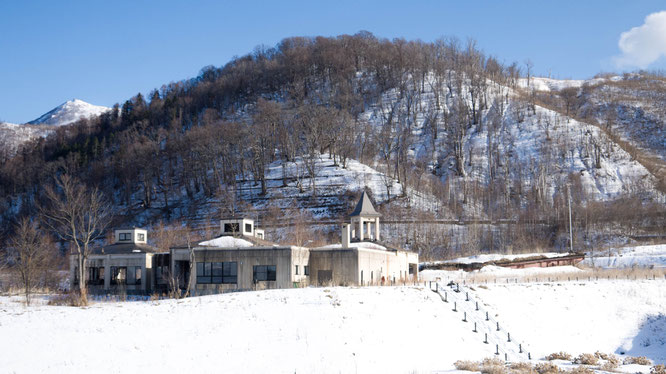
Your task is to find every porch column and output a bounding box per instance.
[104,255,111,290]
[358,218,364,241]
[374,217,380,241]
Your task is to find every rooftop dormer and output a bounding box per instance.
[114,228,148,244]
[220,218,264,238]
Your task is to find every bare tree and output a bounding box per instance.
[7,218,51,305]
[40,174,110,305]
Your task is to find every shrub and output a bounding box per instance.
[509,362,534,374]
[480,358,507,374]
[574,353,598,365]
[594,351,609,360]
[623,356,652,366]
[47,292,86,307]
[567,367,594,374]
[535,362,562,374]
[546,352,573,361]
[454,360,480,372]
[650,364,666,374]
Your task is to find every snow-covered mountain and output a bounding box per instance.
[0,99,110,157]
[27,99,110,127]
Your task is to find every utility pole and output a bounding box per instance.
[567,184,573,253]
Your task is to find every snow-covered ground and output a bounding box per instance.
[2,277,664,373]
[475,279,666,364]
[0,287,498,373]
[584,244,666,269]
[429,252,571,265]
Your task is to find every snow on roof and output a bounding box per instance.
[434,252,572,265]
[316,242,387,251]
[198,236,253,248]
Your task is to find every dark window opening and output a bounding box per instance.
[253,265,276,282]
[197,262,237,284]
[244,223,252,233]
[224,223,239,233]
[304,266,309,276]
[110,266,127,285]
[295,265,299,275]
[86,267,104,286]
[118,232,131,241]
[137,233,145,241]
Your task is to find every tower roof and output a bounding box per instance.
[349,191,381,218]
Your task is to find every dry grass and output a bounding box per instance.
[574,353,598,365]
[451,267,666,287]
[567,367,594,374]
[535,362,563,374]
[454,360,480,371]
[623,356,652,366]
[651,364,666,374]
[509,362,535,374]
[546,352,573,361]
[47,292,86,307]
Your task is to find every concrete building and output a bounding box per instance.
[70,192,419,295]
[70,228,161,294]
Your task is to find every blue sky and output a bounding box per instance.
[1,1,665,124]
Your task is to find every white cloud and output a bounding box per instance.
[614,10,666,69]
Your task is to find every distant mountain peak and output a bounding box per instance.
[27,99,110,127]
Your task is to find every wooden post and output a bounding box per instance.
[453,302,457,312]
[473,322,477,332]
[519,344,522,353]
[476,301,479,311]
[496,322,500,331]
[495,344,499,355]
[486,311,489,321]
[463,312,467,322]
[507,332,511,342]
[484,333,488,344]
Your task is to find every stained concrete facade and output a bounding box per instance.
[70,194,419,295]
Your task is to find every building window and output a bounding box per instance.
[137,233,145,241]
[86,267,104,286]
[304,266,309,276]
[196,262,212,284]
[244,223,252,233]
[295,265,299,275]
[118,232,131,241]
[197,262,237,284]
[110,266,127,285]
[253,265,276,282]
[224,223,239,233]
[133,267,142,285]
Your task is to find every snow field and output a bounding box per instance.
[0,287,497,374]
[474,279,666,364]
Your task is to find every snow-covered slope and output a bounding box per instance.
[0,99,110,157]
[2,280,664,373]
[27,98,109,126]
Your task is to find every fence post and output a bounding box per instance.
[495,344,499,355]
[486,311,489,321]
[466,292,469,301]
[507,332,511,342]
[505,353,508,362]
[496,322,500,331]
[473,322,477,332]
[476,301,479,311]
[453,302,457,312]
[528,353,531,360]
[484,333,488,344]
[519,344,522,353]
[463,312,467,322]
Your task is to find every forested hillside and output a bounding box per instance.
[1,32,664,258]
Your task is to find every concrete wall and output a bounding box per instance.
[309,249,359,286]
[70,253,154,293]
[356,248,418,285]
[172,246,309,294]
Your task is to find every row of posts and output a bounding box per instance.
[434,282,530,362]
